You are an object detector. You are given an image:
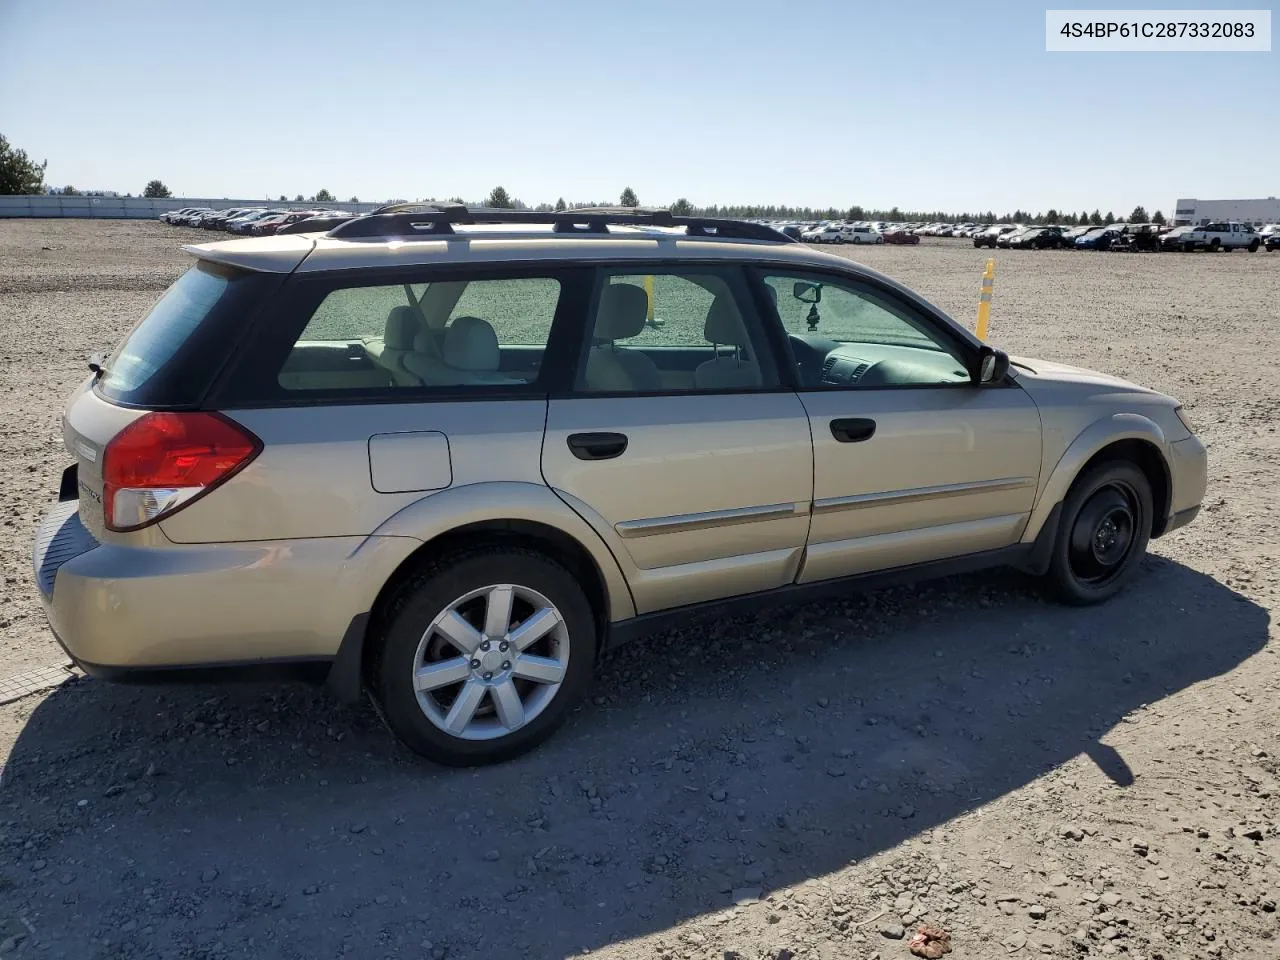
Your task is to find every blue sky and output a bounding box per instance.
[0,0,1275,214]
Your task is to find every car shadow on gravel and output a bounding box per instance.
[0,555,1267,959]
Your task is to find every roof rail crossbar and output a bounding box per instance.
[309,205,794,243]
[276,214,359,236]
[327,213,458,239]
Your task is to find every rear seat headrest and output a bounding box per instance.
[385,306,419,351]
[594,283,648,342]
[443,316,500,372]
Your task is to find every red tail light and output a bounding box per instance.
[102,412,261,532]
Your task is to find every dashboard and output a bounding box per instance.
[788,334,972,388]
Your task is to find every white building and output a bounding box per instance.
[1172,197,1280,227]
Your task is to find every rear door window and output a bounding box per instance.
[574,267,781,394]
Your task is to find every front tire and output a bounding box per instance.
[1043,460,1153,606]
[372,548,597,765]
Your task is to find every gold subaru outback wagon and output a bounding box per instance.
[33,205,1207,765]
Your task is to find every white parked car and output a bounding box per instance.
[841,224,884,244]
[1181,221,1260,252]
[804,224,846,243]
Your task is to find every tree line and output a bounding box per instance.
[1,132,1166,225]
[475,186,1164,226]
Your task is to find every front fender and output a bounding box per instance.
[367,481,636,621]
[1021,413,1168,544]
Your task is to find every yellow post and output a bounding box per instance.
[644,274,655,325]
[975,258,995,341]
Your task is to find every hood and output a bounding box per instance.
[1010,356,1155,393]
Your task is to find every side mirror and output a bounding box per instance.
[976,346,1010,384]
[792,281,821,304]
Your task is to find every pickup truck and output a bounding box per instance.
[1179,221,1261,252]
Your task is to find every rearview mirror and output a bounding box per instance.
[976,346,1010,384]
[793,281,821,304]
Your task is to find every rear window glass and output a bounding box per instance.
[98,263,229,397]
[95,260,276,408]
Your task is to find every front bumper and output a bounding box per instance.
[32,502,412,674]
[1163,434,1208,535]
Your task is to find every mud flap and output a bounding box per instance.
[325,612,369,704]
[1015,501,1063,577]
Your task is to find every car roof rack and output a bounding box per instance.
[277,203,794,243]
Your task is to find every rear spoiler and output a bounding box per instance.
[180,236,315,273]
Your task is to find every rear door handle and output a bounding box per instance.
[830,418,876,443]
[567,432,629,461]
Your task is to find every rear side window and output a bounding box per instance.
[95,260,277,408]
[274,275,563,393]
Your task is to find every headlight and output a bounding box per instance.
[1175,406,1197,434]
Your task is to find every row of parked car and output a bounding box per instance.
[767,216,1280,254]
[783,222,920,245]
[160,206,352,235]
[970,221,1280,252]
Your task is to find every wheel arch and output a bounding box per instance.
[363,517,616,667]
[325,483,635,702]
[1079,438,1171,536]
[1022,415,1173,547]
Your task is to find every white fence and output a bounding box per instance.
[0,195,380,219]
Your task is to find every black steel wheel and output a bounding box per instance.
[1044,460,1153,605]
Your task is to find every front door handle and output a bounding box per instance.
[830,418,876,443]
[567,432,629,461]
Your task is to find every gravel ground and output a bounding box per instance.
[0,219,1277,959]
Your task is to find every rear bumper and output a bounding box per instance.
[32,502,412,674]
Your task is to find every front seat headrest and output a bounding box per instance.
[704,297,749,346]
[385,306,419,350]
[594,284,648,342]
[443,316,500,371]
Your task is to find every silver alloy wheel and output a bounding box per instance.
[412,583,569,741]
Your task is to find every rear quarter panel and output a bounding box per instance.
[159,399,549,542]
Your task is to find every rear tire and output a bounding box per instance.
[1043,460,1153,606]
[372,548,597,766]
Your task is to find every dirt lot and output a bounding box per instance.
[0,219,1277,959]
